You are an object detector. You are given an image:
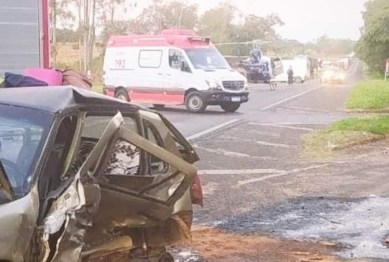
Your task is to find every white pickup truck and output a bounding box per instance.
[0,0,49,76]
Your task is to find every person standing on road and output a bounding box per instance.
[287,66,294,86]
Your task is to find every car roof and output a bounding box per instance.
[0,85,142,113]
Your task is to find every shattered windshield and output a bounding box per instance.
[0,105,51,198]
[185,48,231,70]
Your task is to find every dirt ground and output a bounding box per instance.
[172,225,388,262]
[186,226,343,262]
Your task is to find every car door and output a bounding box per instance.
[164,49,191,105]
[132,49,165,104]
[40,112,197,261]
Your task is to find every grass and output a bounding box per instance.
[329,115,389,135]
[303,115,389,159]
[346,80,389,110]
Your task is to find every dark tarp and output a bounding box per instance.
[1,72,48,88]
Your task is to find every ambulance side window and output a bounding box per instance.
[169,49,191,73]
[139,50,163,68]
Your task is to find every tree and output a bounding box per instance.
[356,0,389,74]
[49,0,75,65]
[240,14,284,42]
[99,0,137,44]
[312,35,355,57]
[67,0,106,72]
[101,21,131,44]
[56,28,80,42]
[134,0,199,34]
[198,2,237,44]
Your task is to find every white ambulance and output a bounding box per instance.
[103,29,249,113]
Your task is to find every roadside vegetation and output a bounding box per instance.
[303,115,389,159]
[346,80,389,110]
[52,0,354,83]
[356,0,389,76]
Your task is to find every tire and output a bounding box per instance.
[185,91,207,113]
[153,104,165,110]
[220,102,241,113]
[115,89,129,101]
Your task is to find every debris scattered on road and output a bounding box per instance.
[173,226,342,262]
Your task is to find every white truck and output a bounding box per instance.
[0,0,50,76]
[273,58,310,83]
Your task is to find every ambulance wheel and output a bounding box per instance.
[220,103,241,113]
[185,91,207,113]
[115,89,129,101]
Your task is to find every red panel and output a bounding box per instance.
[107,32,214,50]
[103,88,185,105]
[164,94,185,104]
[129,92,184,105]
[104,89,115,97]
[41,0,50,68]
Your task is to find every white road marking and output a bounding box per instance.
[233,164,329,187]
[193,145,252,158]
[194,145,276,160]
[198,169,283,175]
[186,119,240,142]
[221,136,294,148]
[261,86,323,111]
[254,140,294,148]
[248,122,314,131]
[249,122,307,125]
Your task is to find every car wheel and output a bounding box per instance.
[220,102,241,113]
[153,104,165,110]
[185,92,207,113]
[115,89,129,101]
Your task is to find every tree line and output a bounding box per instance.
[51,0,355,72]
[356,0,389,75]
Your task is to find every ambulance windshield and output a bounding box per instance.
[186,49,231,70]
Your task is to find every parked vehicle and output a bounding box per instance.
[320,66,345,84]
[0,0,50,75]
[0,86,203,262]
[238,49,283,84]
[103,29,249,113]
[239,58,270,83]
[273,59,307,83]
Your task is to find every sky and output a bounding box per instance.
[135,0,367,43]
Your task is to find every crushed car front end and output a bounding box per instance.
[0,86,202,262]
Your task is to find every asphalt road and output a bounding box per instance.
[160,63,361,137]
[161,61,389,262]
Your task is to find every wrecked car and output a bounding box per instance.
[0,86,203,262]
